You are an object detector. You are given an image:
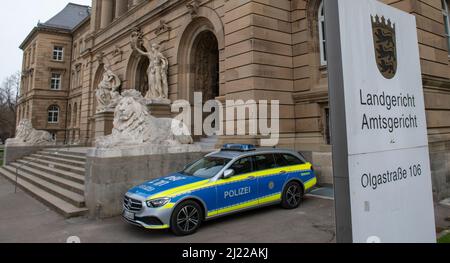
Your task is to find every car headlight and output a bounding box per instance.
[146,198,171,208]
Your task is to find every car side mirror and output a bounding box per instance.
[223,169,235,179]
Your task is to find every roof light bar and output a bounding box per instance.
[221,144,256,152]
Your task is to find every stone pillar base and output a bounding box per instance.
[85,144,203,218]
[146,102,173,118]
[95,111,115,139]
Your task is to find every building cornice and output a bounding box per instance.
[89,0,183,53]
[19,25,72,50]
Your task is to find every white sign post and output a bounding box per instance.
[325,0,436,243]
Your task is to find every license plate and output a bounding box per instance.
[123,210,135,220]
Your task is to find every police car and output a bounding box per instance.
[122,144,317,236]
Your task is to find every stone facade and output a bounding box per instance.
[17,0,450,198]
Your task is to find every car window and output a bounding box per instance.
[229,157,253,176]
[282,154,305,166]
[274,153,288,167]
[253,154,277,171]
[182,157,231,179]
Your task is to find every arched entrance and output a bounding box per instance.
[125,49,150,97]
[177,17,222,141]
[191,31,220,102]
[134,55,149,97]
[177,17,222,103]
[188,29,220,139]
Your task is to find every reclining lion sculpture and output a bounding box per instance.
[6,119,55,146]
[96,90,193,148]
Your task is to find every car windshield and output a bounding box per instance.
[181,156,231,179]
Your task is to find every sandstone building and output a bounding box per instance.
[17,0,450,198]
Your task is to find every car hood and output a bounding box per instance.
[127,173,207,199]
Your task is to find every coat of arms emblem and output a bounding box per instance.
[371,15,397,79]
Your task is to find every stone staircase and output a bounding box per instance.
[196,136,219,152]
[0,148,88,218]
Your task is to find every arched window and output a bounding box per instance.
[443,0,450,54]
[48,105,60,124]
[318,1,327,66]
[73,103,78,127]
[68,104,72,127]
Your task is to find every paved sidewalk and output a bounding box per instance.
[0,176,336,243]
[0,175,448,243]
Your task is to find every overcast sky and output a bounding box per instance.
[0,0,92,82]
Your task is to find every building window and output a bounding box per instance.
[79,40,83,55]
[48,105,60,124]
[73,43,78,58]
[32,43,36,64]
[53,46,64,61]
[443,0,450,54]
[318,1,327,66]
[73,102,78,127]
[51,73,62,90]
[324,107,331,145]
[68,104,72,127]
[76,69,82,87]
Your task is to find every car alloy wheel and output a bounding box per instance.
[177,205,200,232]
[171,200,203,236]
[282,181,303,209]
[287,185,301,207]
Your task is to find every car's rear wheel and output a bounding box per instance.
[281,181,304,209]
[170,200,203,236]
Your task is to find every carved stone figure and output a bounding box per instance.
[95,90,193,148]
[131,35,169,102]
[187,0,200,17]
[96,64,122,113]
[6,119,55,146]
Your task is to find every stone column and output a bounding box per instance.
[100,0,114,29]
[115,0,128,18]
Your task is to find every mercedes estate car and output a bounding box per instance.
[122,144,317,236]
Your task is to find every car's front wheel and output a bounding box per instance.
[281,181,304,209]
[170,200,203,236]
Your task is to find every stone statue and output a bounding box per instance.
[131,35,169,103]
[95,90,193,148]
[6,119,55,146]
[96,64,121,113]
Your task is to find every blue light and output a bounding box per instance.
[221,144,256,152]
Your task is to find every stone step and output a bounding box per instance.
[197,142,218,148]
[41,149,87,157]
[0,167,88,218]
[22,157,85,175]
[37,151,86,162]
[30,154,85,168]
[15,159,84,184]
[3,165,85,208]
[9,162,84,195]
[197,139,218,144]
[195,142,217,152]
[199,137,218,144]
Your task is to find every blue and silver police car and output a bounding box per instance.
[122,144,317,236]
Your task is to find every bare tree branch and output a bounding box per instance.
[0,71,21,142]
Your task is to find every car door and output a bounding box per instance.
[253,154,289,205]
[215,156,258,215]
